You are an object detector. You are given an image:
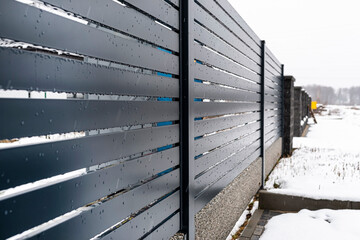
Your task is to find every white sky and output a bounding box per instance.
[228,0,360,88]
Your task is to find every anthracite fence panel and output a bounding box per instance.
[0,99,178,139]
[0,0,180,239]
[193,4,261,63]
[0,0,179,75]
[0,48,179,97]
[214,0,262,47]
[195,64,261,92]
[194,102,261,118]
[27,172,180,240]
[194,143,261,212]
[194,83,261,102]
[194,112,260,137]
[1,151,179,239]
[194,132,261,177]
[193,43,261,83]
[41,0,179,51]
[0,125,179,190]
[0,0,295,239]
[121,0,179,29]
[192,0,263,214]
[264,45,283,148]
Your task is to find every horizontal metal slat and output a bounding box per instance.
[0,0,178,74]
[124,0,179,30]
[265,109,280,118]
[194,44,261,83]
[265,115,282,126]
[194,82,261,102]
[267,84,281,96]
[265,136,279,149]
[42,0,179,52]
[143,212,180,240]
[265,125,281,141]
[0,125,179,190]
[194,102,260,118]
[28,170,179,240]
[196,0,261,54]
[103,192,180,240]
[265,85,280,96]
[194,4,260,63]
[195,140,260,197]
[194,112,260,137]
[265,60,282,76]
[195,64,260,93]
[195,131,260,176]
[265,46,282,68]
[265,74,282,88]
[195,121,260,155]
[194,23,261,74]
[265,101,281,110]
[265,122,281,135]
[265,66,278,79]
[265,130,281,145]
[265,80,281,93]
[195,145,260,212]
[266,130,281,143]
[0,148,179,239]
[214,0,261,45]
[0,48,179,97]
[265,94,281,103]
[0,98,178,139]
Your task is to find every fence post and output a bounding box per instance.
[260,40,266,188]
[179,0,195,239]
[283,76,295,156]
[281,64,284,138]
[301,90,306,131]
[293,87,302,137]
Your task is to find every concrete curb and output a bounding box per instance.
[259,190,360,211]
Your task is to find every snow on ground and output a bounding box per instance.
[260,209,360,240]
[265,105,360,201]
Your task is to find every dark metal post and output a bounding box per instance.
[281,64,284,138]
[260,40,266,188]
[179,0,195,239]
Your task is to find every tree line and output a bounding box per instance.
[303,85,360,105]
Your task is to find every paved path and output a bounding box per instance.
[239,209,288,240]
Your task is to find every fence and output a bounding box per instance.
[294,87,312,137]
[0,0,296,239]
[283,77,312,156]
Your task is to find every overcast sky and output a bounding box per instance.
[228,0,360,88]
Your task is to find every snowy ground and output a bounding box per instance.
[265,105,360,201]
[229,105,360,240]
[260,105,360,240]
[260,209,360,240]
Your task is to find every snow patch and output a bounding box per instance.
[265,105,360,201]
[260,209,360,240]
